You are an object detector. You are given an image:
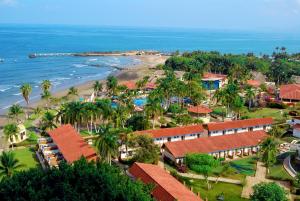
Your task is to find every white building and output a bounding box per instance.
[135,125,206,146]
[7,124,28,144]
[206,117,273,137]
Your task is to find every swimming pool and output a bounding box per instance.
[134,98,147,107]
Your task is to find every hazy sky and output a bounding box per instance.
[1,0,300,31]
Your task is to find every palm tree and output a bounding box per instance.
[145,97,163,129]
[268,126,284,139]
[245,87,255,109]
[0,151,23,178]
[112,105,129,128]
[260,137,278,170]
[3,123,19,150]
[94,124,119,165]
[8,104,24,123]
[68,87,78,96]
[41,80,52,93]
[119,127,133,157]
[40,111,57,135]
[106,75,118,96]
[20,83,32,106]
[93,81,103,97]
[41,90,51,107]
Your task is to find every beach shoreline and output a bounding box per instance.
[0,54,168,127]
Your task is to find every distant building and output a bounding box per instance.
[128,162,203,201]
[38,124,97,168]
[201,72,227,90]
[247,80,262,88]
[187,105,212,123]
[135,125,206,146]
[163,130,267,164]
[120,81,156,91]
[205,117,272,137]
[280,84,300,102]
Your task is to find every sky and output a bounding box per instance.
[1,0,300,32]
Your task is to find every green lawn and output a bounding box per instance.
[244,108,289,123]
[230,157,257,176]
[181,177,248,201]
[268,163,293,181]
[12,147,40,170]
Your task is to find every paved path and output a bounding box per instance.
[241,162,291,199]
[283,155,297,178]
[178,172,242,185]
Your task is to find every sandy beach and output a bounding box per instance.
[0,54,168,128]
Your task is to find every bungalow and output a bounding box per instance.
[120,81,156,92]
[280,84,300,102]
[7,124,28,144]
[128,162,202,201]
[38,124,97,168]
[206,117,272,137]
[135,125,206,146]
[201,72,227,90]
[188,105,212,123]
[162,130,267,164]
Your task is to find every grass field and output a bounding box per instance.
[244,108,289,123]
[230,157,257,176]
[181,177,248,201]
[13,147,40,170]
[268,163,293,181]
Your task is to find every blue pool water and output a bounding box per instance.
[134,98,147,107]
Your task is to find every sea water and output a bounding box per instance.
[0,24,300,114]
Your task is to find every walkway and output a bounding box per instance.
[178,172,242,185]
[283,155,297,178]
[241,162,291,199]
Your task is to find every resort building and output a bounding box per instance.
[37,124,97,168]
[287,117,300,138]
[280,84,300,102]
[135,125,206,146]
[246,79,262,88]
[7,124,28,144]
[205,117,273,137]
[201,72,227,90]
[188,105,212,123]
[162,130,267,164]
[128,162,202,201]
[120,81,156,91]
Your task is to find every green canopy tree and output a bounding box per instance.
[106,75,118,96]
[0,158,153,201]
[94,124,119,165]
[3,123,20,150]
[40,111,57,135]
[93,81,103,97]
[250,182,288,201]
[185,153,220,190]
[0,151,23,178]
[8,104,24,123]
[20,83,32,119]
[260,137,279,170]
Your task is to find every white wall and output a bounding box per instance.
[224,129,235,135]
[209,130,223,136]
[153,133,200,146]
[293,129,300,138]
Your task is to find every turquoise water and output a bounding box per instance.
[1,24,300,113]
[133,98,147,107]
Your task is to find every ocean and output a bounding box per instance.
[0,24,300,114]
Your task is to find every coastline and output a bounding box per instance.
[0,54,168,127]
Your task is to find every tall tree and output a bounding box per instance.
[245,86,256,109]
[94,124,119,165]
[7,104,24,123]
[93,81,103,97]
[40,111,57,135]
[20,83,32,106]
[68,87,78,97]
[106,75,118,96]
[145,96,163,129]
[0,151,23,178]
[3,123,20,150]
[260,137,278,170]
[41,80,52,93]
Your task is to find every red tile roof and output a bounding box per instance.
[280,84,300,101]
[135,125,204,138]
[202,72,227,80]
[188,105,212,114]
[247,80,261,88]
[164,130,267,158]
[145,82,156,89]
[129,162,202,201]
[48,124,97,163]
[206,117,273,131]
[121,81,137,90]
